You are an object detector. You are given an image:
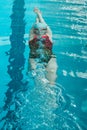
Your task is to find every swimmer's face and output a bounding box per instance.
[34,28,47,35]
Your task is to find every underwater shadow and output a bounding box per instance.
[0,0,27,129]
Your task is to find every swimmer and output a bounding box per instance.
[28,8,58,84]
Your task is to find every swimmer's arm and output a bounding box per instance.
[47,26,52,42]
[29,28,35,41]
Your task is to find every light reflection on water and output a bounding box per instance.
[0,0,87,129]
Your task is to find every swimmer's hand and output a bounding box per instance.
[34,7,41,14]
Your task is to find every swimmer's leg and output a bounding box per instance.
[46,57,58,84]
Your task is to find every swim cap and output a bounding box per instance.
[33,23,47,35]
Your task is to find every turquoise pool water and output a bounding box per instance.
[0,0,87,129]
